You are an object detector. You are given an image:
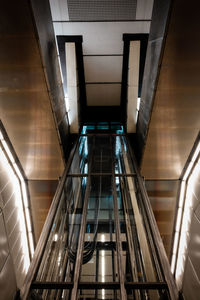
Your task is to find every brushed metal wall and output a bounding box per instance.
[28,180,58,242]
[0,1,64,180]
[0,155,22,299]
[0,0,67,251]
[141,0,200,179]
[30,0,71,159]
[145,180,178,257]
[183,176,200,299]
[136,0,171,163]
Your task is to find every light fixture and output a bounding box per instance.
[101,233,106,300]
[0,127,35,260]
[171,136,200,288]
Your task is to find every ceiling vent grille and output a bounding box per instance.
[67,0,137,21]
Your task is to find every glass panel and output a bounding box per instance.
[126,289,170,300]
[116,175,162,285]
[91,136,112,173]
[81,122,124,134]
[114,136,135,174]
[110,122,124,134]
[80,176,118,283]
[30,289,72,300]
[78,289,120,300]
[36,176,87,285]
[97,122,109,131]
[81,123,96,134]
[69,136,93,174]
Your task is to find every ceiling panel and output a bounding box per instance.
[50,0,154,22]
[53,22,150,55]
[86,84,121,106]
[84,56,123,83]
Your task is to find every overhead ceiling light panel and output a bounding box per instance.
[171,136,200,288]
[65,42,79,133]
[127,41,140,133]
[0,127,35,260]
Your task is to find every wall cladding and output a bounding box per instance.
[30,0,71,161]
[145,180,178,257]
[0,154,24,299]
[182,163,200,299]
[135,0,172,164]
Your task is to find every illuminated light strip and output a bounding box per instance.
[21,181,29,208]
[127,41,140,133]
[101,234,105,299]
[182,161,193,181]
[171,140,200,287]
[13,162,24,182]
[0,147,30,271]
[1,140,15,163]
[29,232,35,259]
[0,131,4,140]
[191,142,200,162]
[0,128,34,259]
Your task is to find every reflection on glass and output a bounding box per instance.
[80,176,118,286]
[78,289,120,300]
[35,176,86,299]
[69,136,92,174]
[81,122,124,134]
[114,136,135,174]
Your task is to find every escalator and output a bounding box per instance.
[21,123,178,300]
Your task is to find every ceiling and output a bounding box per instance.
[50,0,153,107]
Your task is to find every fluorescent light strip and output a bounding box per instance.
[0,144,30,270]
[25,208,32,232]
[191,142,200,162]
[171,254,176,273]
[183,161,193,181]
[21,181,29,208]
[0,128,34,259]
[171,138,200,287]
[178,181,186,208]
[2,140,15,163]
[175,208,183,232]
[0,131,4,140]
[29,232,35,258]
[13,163,24,182]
